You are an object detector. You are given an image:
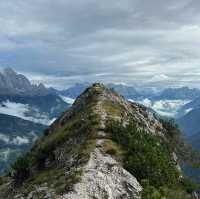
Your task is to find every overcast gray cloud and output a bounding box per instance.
[0,0,200,88]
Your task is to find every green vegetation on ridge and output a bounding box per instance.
[3,86,103,197]
[106,120,198,199]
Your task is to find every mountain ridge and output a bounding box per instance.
[0,83,197,199]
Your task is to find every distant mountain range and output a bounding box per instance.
[58,83,90,98]
[0,68,71,174]
[59,83,200,140]
[59,83,200,101]
[59,83,200,117]
[57,83,147,101]
[151,87,200,100]
[0,67,52,96]
[1,68,200,175]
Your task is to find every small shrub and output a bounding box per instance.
[141,180,192,199]
[181,177,199,194]
[10,155,30,184]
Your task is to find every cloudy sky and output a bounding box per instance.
[0,0,200,89]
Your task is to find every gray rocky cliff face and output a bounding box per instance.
[0,67,50,96]
[62,142,142,199]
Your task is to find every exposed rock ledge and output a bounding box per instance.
[61,139,142,199]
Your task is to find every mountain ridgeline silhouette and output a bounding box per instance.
[0,67,50,96]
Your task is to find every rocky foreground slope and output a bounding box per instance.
[0,83,198,199]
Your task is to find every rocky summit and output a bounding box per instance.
[0,83,197,199]
[0,67,50,96]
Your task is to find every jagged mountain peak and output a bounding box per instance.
[0,67,51,96]
[2,67,17,76]
[0,84,195,199]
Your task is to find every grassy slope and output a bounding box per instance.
[0,86,102,198]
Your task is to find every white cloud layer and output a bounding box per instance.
[0,133,29,145]
[12,136,29,145]
[138,99,191,117]
[0,100,54,125]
